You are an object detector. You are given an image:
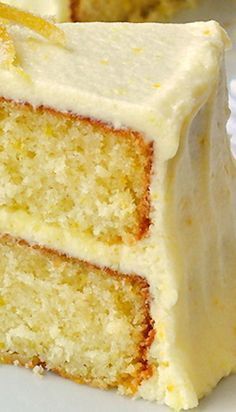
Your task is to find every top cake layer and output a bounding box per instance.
[0,20,229,159]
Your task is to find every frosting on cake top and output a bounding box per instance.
[0,20,229,159]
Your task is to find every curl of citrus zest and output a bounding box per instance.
[14,57,32,82]
[0,2,65,47]
[0,24,15,67]
[0,24,31,81]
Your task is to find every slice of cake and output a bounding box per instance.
[0,5,235,411]
[1,0,197,22]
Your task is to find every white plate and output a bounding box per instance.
[1,2,236,411]
[2,365,236,412]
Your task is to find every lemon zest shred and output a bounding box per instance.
[0,2,65,46]
[0,24,15,67]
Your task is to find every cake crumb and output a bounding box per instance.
[13,360,20,366]
[33,364,45,377]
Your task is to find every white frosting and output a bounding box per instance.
[0,21,229,159]
[0,0,70,21]
[0,20,235,410]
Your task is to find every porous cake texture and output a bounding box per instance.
[0,6,235,411]
[0,99,152,244]
[0,234,154,393]
[1,0,196,22]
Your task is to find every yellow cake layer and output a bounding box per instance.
[0,99,152,245]
[0,234,154,393]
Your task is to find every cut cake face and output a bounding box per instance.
[0,6,235,411]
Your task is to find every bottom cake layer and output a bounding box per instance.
[0,234,154,394]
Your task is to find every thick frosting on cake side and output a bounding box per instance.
[0,21,229,159]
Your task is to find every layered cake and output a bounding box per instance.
[0,4,236,411]
[1,0,196,22]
